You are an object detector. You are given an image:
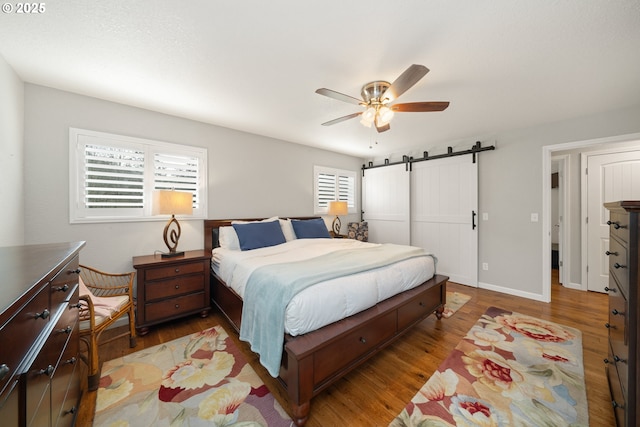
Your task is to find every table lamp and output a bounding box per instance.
[153,189,193,258]
[328,200,348,236]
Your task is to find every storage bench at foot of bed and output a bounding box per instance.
[279,274,448,426]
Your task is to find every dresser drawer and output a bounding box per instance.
[52,335,79,427]
[313,311,397,385]
[0,378,19,427]
[50,256,80,310]
[145,261,205,281]
[606,349,626,427]
[144,292,207,322]
[0,283,50,394]
[608,237,629,297]
[145,274,205,301]
[397,283,443,330]
[608,279,628,388]
[608,211,630,245]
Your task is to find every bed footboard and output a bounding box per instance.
[210,272,447,426]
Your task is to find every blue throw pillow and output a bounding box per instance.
[291,218,331,239]
[232,221,286,251]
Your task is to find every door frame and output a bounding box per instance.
[542,132,640,300]
[551,154,570,287]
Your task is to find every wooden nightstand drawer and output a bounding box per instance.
[144,292,207,322]
[145,261,205,281]
[133,250,211,334]
[145,274,205,301]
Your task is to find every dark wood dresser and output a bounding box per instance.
[132,250,211,335]
[604,201,640,427]
[0,242,84,427]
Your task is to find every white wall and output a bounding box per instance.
[368,103,640,300]
[0,55,24,246]
[23,84,362,272]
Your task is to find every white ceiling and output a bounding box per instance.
[2,0,639,158]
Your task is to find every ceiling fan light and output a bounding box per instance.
[360,117,373,127]
[378,106,394,124]
[362,107,376,121]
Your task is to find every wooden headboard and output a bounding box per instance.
[203,217,320,252]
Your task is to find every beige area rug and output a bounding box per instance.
[391,306,588,426]
[94,325,293,426]
[443,291,471,318]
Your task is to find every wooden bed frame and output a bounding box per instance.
[204,218,448,426]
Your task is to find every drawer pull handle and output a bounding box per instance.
[66,406,77,415]
[35,309,50,320]
[604,323,615,329]
[607,221,627,230]
[604,358,611,364]
[175,304,180,309]
[605,251,618,256]
[71,268,81,275]
[419,301,425,307]
[65,357,77,365]
[58,325,73,334]
[612,309,625,316]
[612,400,624,409]
[614,263,626,269]
[69,303,82,309]
[604,287,616,293]
[0,364,9,380]
[175,268,180,273]
[613,355,626,364]
[359,337,367,344]
[38,365,54,376]
[175,285,180,289]
[54,284,70,292]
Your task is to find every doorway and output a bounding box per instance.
[542,132,640,301]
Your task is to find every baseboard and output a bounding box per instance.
[478,282,548,302]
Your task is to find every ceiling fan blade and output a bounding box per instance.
[391,101,450,112]
[315,88,363,106]
[381,64,429,103]
[321,112,362,126]
[376,123,390,133]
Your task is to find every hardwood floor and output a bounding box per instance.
[76,273,615,426]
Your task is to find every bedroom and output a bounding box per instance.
[1,1,640,426]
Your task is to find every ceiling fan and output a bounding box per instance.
[315,64,449,133]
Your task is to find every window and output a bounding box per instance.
[313,165,357,214]
[69,128,207,223]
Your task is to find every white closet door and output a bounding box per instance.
[411,156,478,286]
[362,163,410,244]
[586,149,640,292]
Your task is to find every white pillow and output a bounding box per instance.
[279,218,297,241]
[218,226,240,250]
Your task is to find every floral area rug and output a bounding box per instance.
[391,306,588,427]
[94,325,293,426]
[442,291,471,318]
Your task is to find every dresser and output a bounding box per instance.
[604,201,640,427]
[0,242,84,427]
[132,250,211,335]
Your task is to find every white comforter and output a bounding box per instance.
[212,239,435,336]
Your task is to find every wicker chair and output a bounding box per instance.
[78,264,137,391]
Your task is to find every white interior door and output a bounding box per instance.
[362,163,410,244]
[410,156,478,286]
[586,149,640,292]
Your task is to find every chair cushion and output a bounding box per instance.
[79,295,130,331]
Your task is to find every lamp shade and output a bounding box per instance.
[328,201,348,216]
[152,190,193,215]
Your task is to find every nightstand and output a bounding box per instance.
[132,250,211,335]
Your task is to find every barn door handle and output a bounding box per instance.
[472,211,477,230]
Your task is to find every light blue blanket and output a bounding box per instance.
[238,243,432,377]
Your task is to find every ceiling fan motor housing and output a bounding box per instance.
[361,81,391,104]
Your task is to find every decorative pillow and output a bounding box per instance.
[218,226,241,250]
[279,218,297,241]
[232,221,286,251]
[291,218,331,239]
[348,221,369,242]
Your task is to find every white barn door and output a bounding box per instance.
[411,156,478,286]
[585,149,640,292]
[362,163,410,245]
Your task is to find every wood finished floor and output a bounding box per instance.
[76,272,615,426]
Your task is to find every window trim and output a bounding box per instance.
[313,165,358,215]
[69,128,208,224]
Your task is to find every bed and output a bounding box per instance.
[204,217,448,426]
